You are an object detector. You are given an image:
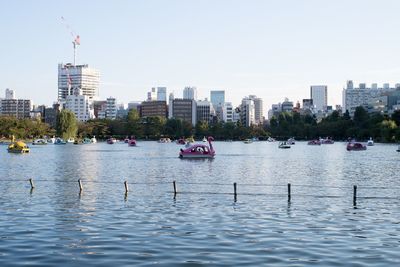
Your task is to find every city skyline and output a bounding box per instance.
[3,1,400,109]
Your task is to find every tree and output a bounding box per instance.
[56,110,78,140]
[353,106,369,128]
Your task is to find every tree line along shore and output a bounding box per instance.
[1,107,399,143]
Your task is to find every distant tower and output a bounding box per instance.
[168,92,174,119]
[183,86,197,100]
[157,87,167,101]
[310,85,328,112]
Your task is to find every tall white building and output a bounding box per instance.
[248,95,263,125]
[183,86,197,100]
[222,102,233,122]
[58,63,100,101]
[157,87,167,101]
[65,88,95,122]
[240,97,255,127]
[5,88,15,99]
[310,85,327,112]
[210,90,225,107]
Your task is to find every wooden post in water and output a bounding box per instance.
[78,179,83,192]
[288,183,291,202]
[29,178,35,189]
[233,182,237,202]
[353,185,357,206]
[124,181,129,193]
[173,181,177,195]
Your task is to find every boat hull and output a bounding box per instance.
[179,153,215,159]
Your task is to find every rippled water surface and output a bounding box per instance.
[0,141,399,266]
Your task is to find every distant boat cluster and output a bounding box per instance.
[4,136,400,155]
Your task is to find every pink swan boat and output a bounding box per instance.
[179,137,215,159]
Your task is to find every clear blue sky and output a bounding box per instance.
[2,0,400,110]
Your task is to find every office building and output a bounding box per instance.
[171,98,197,125]
[222,102,233,122]
[5,88,15,99]
[240,97,255,127]
[281,98,294,112]
[168,93,174,119]
[106,97,117,119]
[93,100,107,119]
[310,85,327,112]
[248,95,264,125]
[196,100,212,123]
[342,80,396,116]
[210,90,225,107]
[183,86,197,100]
[0,99,31,119]
[157,87,167,101]
[65,88,94,122]
[139,101,168,118]
[58,63,100,101]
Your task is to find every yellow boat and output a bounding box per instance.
[7,141,30,153]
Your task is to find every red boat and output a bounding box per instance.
[347,142,366,151]
[128,139,136,146]
[179,137,215,159]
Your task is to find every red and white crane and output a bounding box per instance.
[61,16,80,66]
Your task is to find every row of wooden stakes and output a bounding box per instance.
[27,179,359,205]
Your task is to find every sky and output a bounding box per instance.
[2,0,400,110]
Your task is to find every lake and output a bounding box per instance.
[0,141,399,266]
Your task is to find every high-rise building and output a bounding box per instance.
[196,100,212,123]
[171,99,197,125]
[210,90,225,107]
[157,87,167,101]
[65,88,95,122]
[168,93,174,119]
[139,101,168,118]
[310,85,328,112]
[5,88,15,99]
[222,102,233,122]
[0,99,31,119]
[240,97,255,127]
[58,63,100,101]
[106,97,117,119]
[248,95,263,125]
[183,86,197,100]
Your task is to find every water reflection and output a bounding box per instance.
[0,141,399,266]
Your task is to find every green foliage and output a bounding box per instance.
[3,104,400,143]
[0,116,53,139]
[56,110,78,140]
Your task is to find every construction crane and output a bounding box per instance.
[61,16,80,66]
